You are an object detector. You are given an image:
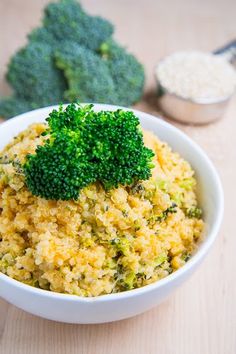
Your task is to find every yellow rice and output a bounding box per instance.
[0,124,204,296]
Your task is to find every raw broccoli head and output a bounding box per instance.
[55,42,118,104]
[100,41,145,106]
[27,27,58,47]
[1,0,146,119]
[43,0,113,51]
[0,97,34,119]
[7,42,67,107]
[24,104,154,200]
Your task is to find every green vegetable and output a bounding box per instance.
[27,27,58,48]
[186,207,202,219]
[111,237,131,256]
[181,252,191,262]
[55,42,118,104]
[7,42,67,108]
[23,103,154,200]
[43,0,113,51]
[154,253,167,267]
[171,191,183,206]
[123,271,136,289]
[101,41,145,106]
[130,182,145,195]
[179,177,195,190]
[0,97,33,119]
[155,177,169,192]
[156,202,178,222]
[1,0,145,119]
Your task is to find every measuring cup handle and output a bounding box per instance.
[213,39,236,63]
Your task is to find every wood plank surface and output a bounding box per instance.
[0,0,236,353]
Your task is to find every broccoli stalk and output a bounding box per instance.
[23,103,154,201]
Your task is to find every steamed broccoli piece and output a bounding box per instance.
[7,42,67,107]
[43,0,113,51]
[100,41,145,106]
[91,109,154,189]
[55,42,118,104]
[24,103,154,200]
[0,97,34,119]
[24,130,96,200]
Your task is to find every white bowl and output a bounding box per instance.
[0,104,224,324]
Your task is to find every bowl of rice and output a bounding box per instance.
[0,104,223,323]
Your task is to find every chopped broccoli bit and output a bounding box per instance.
[130,182,145,196]
[171,191,183,206]
[154,253,167,267]
[156,202,178,222]
[155,177,169,192]
[186,207,202,219]
[179,177,196,190]
[23,104,154,200]
[181,252,191,262]
[122,210,129,217]
[110,237,131,256]
[114,266,136,291]
[123,271,136,290]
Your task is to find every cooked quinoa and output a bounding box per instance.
[0,124,204,296]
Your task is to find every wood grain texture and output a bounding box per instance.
[0,0,236,353]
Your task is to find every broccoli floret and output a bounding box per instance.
[43,0,113,51]
[0,97,34,119]
[23,103,154,200]
[7,42,67,107]
[27,27,57,47]
[156,202,178,222]
[91,109,154,189]
[100,41,145,106]
[55,42,118,104]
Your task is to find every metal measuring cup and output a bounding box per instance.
[155,40,236,124]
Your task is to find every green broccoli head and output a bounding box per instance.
[43,0,113,51]
[7,42,67,107]
[1,1,145,119]
[55,42,118,104]
[100,41,145,106]
[0,97,34,119]
[24,129,96,201]
[24,103,154,200]
[27,27,58,47]
[88,108,154,189]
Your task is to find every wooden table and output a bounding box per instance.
[0,0,236,353]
